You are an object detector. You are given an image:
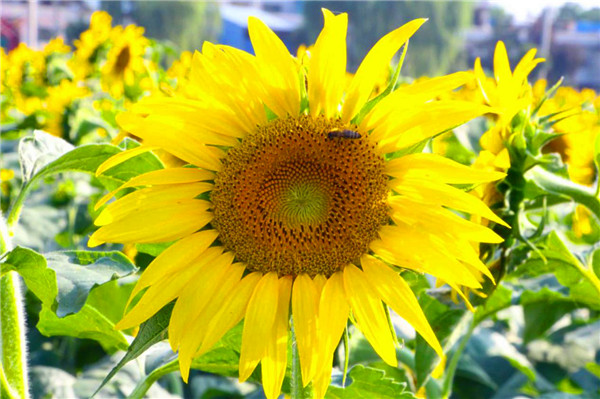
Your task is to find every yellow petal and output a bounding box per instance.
[189,44,267,132]
[292,274,320,385]
[361,255,444,362]
[239,272,280,382]
[385,153,506,184]
[314,272,349,398]
[389,196,503,244]
[95,183,212,226]
[341,19,426,122]
[95,145,160,177]
[390,178,509,227]
[391,71,473,100]
[176,263,245,381]
[493,41,512,85]
[308,9,348,118]
[375,102,491,152]
[474,57,491,104]
[248,17,300,118]
[169,252,237,350]
[196,272,262,357]
[262,276,292,399]
[128,230,219,306]
[371,225,482,289]
[343,264,396,366]
[88,200,212,246]
[95,167,214,210]
[115,250,221,331]
[116,112,224,171]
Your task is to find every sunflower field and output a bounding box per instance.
[1,9,599,399]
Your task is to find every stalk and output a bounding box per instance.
[127,360,179,399]
[290,320,313,399]
[1,210,30,399]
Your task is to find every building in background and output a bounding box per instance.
[1,0,92,50]
[465,2,600,89]
[219,1,304,54]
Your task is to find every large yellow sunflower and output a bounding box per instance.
[90,10,507,398]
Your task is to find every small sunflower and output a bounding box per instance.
[101,24,149,97]
[91,10,506,398]
[72,11,113,79]
[470,41,544,208]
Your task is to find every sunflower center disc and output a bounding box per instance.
[211,115,389,277]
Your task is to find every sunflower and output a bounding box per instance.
[470,41,544,208]
[101,24,149,97]
[71,11,113,79]
[90,10,506,398]
[534,82,599,237]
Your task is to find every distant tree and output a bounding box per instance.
[303,1,475,76]
[101,1,221,52]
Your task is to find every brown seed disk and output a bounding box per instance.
[211,115,389,278]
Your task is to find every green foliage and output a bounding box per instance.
[327,365,417,399]
[1,246,136,351]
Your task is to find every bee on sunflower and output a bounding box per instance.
[90,10,507,399]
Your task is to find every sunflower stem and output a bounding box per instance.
[441,319,476,398]
[0,214,30,399]
[128,359,179,399]
[290,320,313,399]
[526,166,600,221]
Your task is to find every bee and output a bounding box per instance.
[327,129,361,139]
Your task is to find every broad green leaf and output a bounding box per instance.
[474,285,513,324]
[45,250,137,316]
[467,328,536,382]
[93,302,174,396]
[1,247,136,352]
[1,247,57,306]
[37,280,133,352]
[18,130,74,184]
[326,365,416,399]
[455,353,498,390]
[509,232,600,310]
[521,288,578,343]
[136,242,174,257]
[11,131,163,227]
[415,294,469,387]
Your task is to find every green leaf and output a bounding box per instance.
[1,247,57,306]
[18,130,74,184]
[509,232,600,310]
[467,328,536,382]
[521,288,578,343]
[37,280,133,352]
[1,247,136,351]
[525,166,600,221]
[136,241,174,257]
[9,131,163,228]
[44,250,137,316]
[326,365,416,399]
[415,294,469,387]
[474,285,513,324]
[93,303,174,396]
[18,134,162,193]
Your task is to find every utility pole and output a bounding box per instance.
[538,6,556,81]
[28,0,38,48]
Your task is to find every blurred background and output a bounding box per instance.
[2,0,600,88]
